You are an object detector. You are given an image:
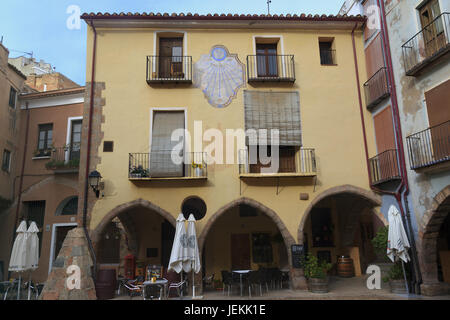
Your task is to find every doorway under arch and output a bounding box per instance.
[198,197,297,292]
[297,185,385,278]
[91,199,177,281]
[418,185,450,296]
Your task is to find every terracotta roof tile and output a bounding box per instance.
[81,12,365,22]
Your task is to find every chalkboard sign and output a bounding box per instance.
[291,245,304,268]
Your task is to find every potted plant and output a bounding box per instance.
[302,253,332,293]
[383,262,409,294]
[129,165,149,178]
[371,226,408,293]
[192,162,203,177]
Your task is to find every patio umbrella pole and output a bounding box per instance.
[401,261,409,294]
[27,272,31,300]
[192,269,195,298]
[17,274,21,300]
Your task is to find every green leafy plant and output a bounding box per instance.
[302,253,332,279]
[371,225,390,262]
[130,165,149,177]
[45,158,79,169]
[383,262,408,283]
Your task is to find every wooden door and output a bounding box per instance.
[256,44,278,77]
[231,234,251,270]
[374,106,398,180]
[425,79,450,161]
[419,0,443,58]
[159,37,183,78]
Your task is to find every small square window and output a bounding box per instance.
[319,40,336,65]
[103,141,114,152]
[2,150,11,172]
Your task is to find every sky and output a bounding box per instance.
[0,0,345,85]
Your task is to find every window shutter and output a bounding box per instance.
[150,111,185,177]
[244,91,301,146]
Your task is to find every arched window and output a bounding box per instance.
[56,196,78,216]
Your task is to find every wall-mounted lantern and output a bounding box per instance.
[88,170,102,198]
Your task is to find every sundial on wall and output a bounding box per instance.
[193,45,246,108]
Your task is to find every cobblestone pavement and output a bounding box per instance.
[112,276,450,300]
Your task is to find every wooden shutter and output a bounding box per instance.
[244,91,302,146]
[150,111,185,177]
[425,79,450,160]
[374,106,395,153]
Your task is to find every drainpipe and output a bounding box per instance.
[9,101,30,279]
[377,0,422,293]
[351,22,422,293]
[82,19,98,282]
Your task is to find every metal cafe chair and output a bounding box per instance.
[221,271,233,296]
[202,273,215,291]
[167,280,187,299]
[247,271,263,298]
[122,280,143,299]
[143,283,164,300]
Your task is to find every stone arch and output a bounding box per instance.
[297,184,382,244]
[417,185,450,295]
[198,197,296,254]
[91,198,177,245]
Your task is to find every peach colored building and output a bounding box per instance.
[1,87,84,283]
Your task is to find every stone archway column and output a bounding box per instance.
[417,185,450,296]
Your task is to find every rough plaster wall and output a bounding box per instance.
[386,0,450,229]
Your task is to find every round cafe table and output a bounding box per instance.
[141,279,168,300]
[232,270,252,296]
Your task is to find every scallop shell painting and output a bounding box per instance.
[194,45,245,108]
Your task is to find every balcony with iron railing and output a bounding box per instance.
[369,149,401,186]
[247,55,295,83]
[364,67,390,110]
[128,151,207,180]
[45,145,80,172]
[402,13,450,76]
[146,56,193,83]
[238,148,316,178]
[406,120,450,170]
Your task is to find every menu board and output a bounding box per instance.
[291,245,304,269]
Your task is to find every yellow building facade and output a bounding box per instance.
[76,13,385,293]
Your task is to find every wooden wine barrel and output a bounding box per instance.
[389,279,408,294]
[308,278,328,293]
[95,269,117,300]
[337,256,355,278]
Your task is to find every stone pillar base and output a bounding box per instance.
[290,269,308,290]
[420,282,450,296]
[40,228,97,300]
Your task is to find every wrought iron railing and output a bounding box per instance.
[247,55,295,82]
[406,120,450,170]
[238,147,316,175]
[129,151,207,179]
[320,49,336,65]
[369,149,401,185]
[146,56,193,83]
[363,67,390,109]
[46,145,80,170]
[402,13,450,75]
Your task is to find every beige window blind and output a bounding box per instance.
[150,111,185,177]
[244,90,302,146]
